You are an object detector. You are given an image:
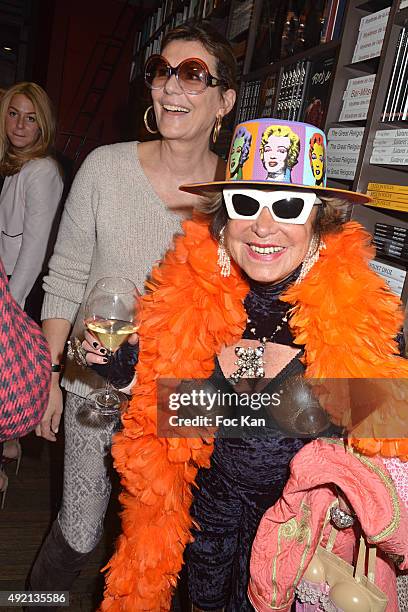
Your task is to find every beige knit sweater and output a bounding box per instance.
[42,142,183,398]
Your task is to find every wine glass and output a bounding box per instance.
[83,276,139,417]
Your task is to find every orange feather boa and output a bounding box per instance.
[101,218,408,611]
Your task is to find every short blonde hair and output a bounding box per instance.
[259,125,300,169]
[0,82,56,176]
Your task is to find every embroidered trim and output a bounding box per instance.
[328,439,400,542]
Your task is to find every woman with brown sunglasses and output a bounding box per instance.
[29,20,237,606]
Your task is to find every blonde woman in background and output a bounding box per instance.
[0,81,63,321]
[0,82,63,475]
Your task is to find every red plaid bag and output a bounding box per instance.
[0,258,50,442]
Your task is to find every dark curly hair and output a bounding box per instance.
[161,21,238,94]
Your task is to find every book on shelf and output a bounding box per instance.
[236,79,261,123]
[367,182,408,212]
[375,128,408,139]
[369,189,408,202]
[320,0,346,43]
[338,74,375,122]
[332,0,347,41]
[352,7,389,63]
[373,136,408,146]
[249,1,288,70]
[328,141,361,153]
[257,72,279,118]
[370,152,408,165]
[368,181,408,194]
[228,0,254,40]
[320,0,338,43]
[300,55,335,128]
[326,162,357,180]
[382,27,408,122]
[327,127,364,141]
[275,60,311,121]
[369,259,407,297]
[373,241,408,264]
[375,222,408,237]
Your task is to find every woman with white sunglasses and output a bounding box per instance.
[97,118,408,611]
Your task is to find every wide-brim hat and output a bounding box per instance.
[180,118,371,205]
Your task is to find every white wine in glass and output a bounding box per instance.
[83,276,139,416]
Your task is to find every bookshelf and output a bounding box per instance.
[322,0,408,330]
[132,0,408,319]
[130,0,345,144]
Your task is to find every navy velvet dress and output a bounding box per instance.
[185,357,306,611]
[185,269,310,611]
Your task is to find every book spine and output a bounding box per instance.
[368,190,408,202]
[372,146,408,155]
[373,137,408,146]
[368,200,408,212]
[368,182,408,193]
[375,128,408,138]
[332,0,347,41]
[327,127,364,140]
[370,153,408,164]
[382,29,405,122]
[390,30,408,121]
[325,0,340,43]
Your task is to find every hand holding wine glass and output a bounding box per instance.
[83,276,140,417]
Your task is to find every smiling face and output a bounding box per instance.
[224,204,317,284]
[229,134,245,174]
[5,93,41,149]
[262,135,290,175]
[151,39,235,144]
[310,142,324,182]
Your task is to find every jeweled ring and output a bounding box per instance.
[330,505,355,529]
[67,337,88,368]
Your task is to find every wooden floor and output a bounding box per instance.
[0,431,120,612]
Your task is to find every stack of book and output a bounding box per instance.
[326,127,363,180]
[367,181,408,212]
[228,0,254,40]
[339,74,375,121]
[381,27,408,122]
[373,222,408,263]
[352,7,390,63]
[370,129,408,165]
[275,60,310,121]
[369,259,407,298]
[236,79,261,122]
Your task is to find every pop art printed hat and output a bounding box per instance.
[180,118,371,204]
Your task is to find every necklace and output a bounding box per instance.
[229,310,290,384]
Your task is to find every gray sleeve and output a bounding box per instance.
[8,160,64,307]
[41,149,102,323]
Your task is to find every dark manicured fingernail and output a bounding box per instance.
[100,348,106,354]
[92,341,99,348]
[102,357,108,363]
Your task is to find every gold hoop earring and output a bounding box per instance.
[212,115,222,144]
[144,105,158,134]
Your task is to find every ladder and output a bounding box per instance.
[59,0,138,165]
